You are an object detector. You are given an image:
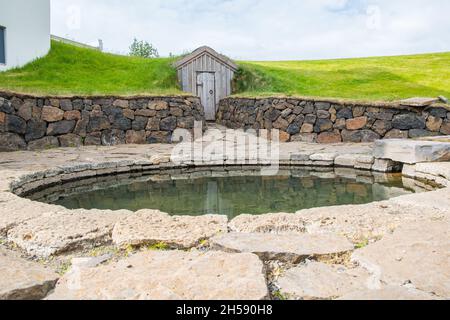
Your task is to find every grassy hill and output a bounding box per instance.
[0,41,449,101]
[235,52,450,101]
[0,41,181,96]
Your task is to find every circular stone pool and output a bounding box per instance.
[26,167,417,219]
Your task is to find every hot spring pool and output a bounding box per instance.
[28,167,416,219]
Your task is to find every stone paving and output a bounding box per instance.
[0,126,449,300]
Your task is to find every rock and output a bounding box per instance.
[41,106,64,122]
[399,97,439,107]
[360,130,380,142]
[112,210,228,249]
[229,213,306,234]
[278,131,290,143]
[135,109,156,117]
[177,116,195,129]
[408,129,437,138]
[0,248,59,300]
[265,109,282,122]
[47,250,268,300]
[353,107,366,117]
[123,109,135,120]
[46,120,76,136]
[438,96,448,104]
[286,123,300,135]
[64,110,81,121]
[111,116,132,131]
[84,132,102,145]
[440,121,450,135]
[7,210,127,257]
[341,130,362,143]
[0,99,14,113]
[336,108,353,119]
[170,107,183,117]
[317,131,342,144]
[352,219,450,298]
[149,101,169,111]
[0,132,27,151]
[132,116,148,131]
[5,114,26,134]
[113,99,129,109]
[125,130,146,144]
[101,129,126,146]
[426,116,443,132]
[373,139,450,164]
[392,114,426,130]
[315,102,331,110]
[273,117,289,130]
[335,154,358,167]
[59,134,82,148]
[346,117,367,130]
[384,129,408,139]
[28,136,59,150]
[372,159,399,172]
[304,114,317,124]
[429,107,448,118]
[211,232,354,263]
[372,120,393,136]
[339,286,440,300]
[300,123,314,134]
[146,117,160,131]
[87,116,110,132]
[25,120,47,142]
[147,131,171,144]
[314,119,333,132]
[160,117,177,131]
[291,133,317,143]
[17,104,32,121]
[59,99,73,111]
[277,262,369,300]
[317,110,330,119]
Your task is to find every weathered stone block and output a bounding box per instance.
[132,116,148,131]
[126,130,146,144]
[160,116,177,131]
[384,129,408,139]
[47,120,76,136]
[59,99,73,111]
[41,106,64,122]
[392,114,426,130]
[149,101,168,110]
[336,108,353,119]
[25,120,47,142]
[87,116,110,132]
[27,136,59,150]
[101,129,126,146]
[426,116,443,132]
[317,131,342,144]
[146,117,160,131]
[0,132,26,151]
[64,110,81,121]
[5,115,26,134]
[59,134,82,148]
[314,119,333,133]
[17,104,32,121]
[346,117,367,130]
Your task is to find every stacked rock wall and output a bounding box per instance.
[0,92,205,151]
[217,97,450,143]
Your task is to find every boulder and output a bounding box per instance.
[27,136,59,150]
[346,117,367,130]
[101,129,126,146]
[58,134,82,148]
[87,116,110,132]
[5,114,26,134]
[64,110,81,121]
[317,131,342,144]
[25,120,47,142]
[160,117,177,131]
[132,116,149,131]
[125,130,146,144]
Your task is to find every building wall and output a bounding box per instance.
[0,0,51,72]
[177,53,235,105]
[217,97,450,143]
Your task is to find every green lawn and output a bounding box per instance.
[0,41,182,96]
[0,41,449,101]
[235,52,450,101]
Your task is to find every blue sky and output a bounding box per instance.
[51,0,450,60]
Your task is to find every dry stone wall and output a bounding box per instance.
[217,97,450,143]
[0,92,205,151]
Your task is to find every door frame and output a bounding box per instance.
[196,71,216,120]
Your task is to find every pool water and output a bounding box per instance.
[31,168,415,219]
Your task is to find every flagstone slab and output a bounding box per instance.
[277,261,370,300]
[352,219,450,298]
[0,248,58,300]
[47,250,269,300]
[211,232,354,263]
[112,210,228,249]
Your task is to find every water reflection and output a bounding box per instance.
[29,167,417,219]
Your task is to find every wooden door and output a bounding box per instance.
[197,72,216,121]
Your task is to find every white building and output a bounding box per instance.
[0,0,50,72]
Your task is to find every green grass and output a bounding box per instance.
[0,41,182,96]
[0,40,449,101]
[235,52,450,101]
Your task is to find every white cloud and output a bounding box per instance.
[50,0,450,60]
